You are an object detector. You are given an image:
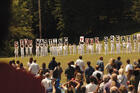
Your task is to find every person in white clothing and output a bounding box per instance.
[20,45,24,58]
[29,60,40,75]
[125,59,133,73]
[92,65,103,80]
[75,56,85,72]
[36,44,40,57]
[86,76,98,93]
[73,44,77,55]
[41,72,52,93]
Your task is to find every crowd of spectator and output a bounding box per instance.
[2,56,140,93]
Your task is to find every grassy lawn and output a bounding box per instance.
[0,52,140,83]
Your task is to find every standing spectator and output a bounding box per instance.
[41,63,49,75]
[117,68,127,87]
[27,57,33,68]
[92,65,103,80]
[85,61,95,84]
[56,62,63,80]
[48,57,57,70]
[105,58,115,74]
[85,76,98,93]
[41,72,53,93]
[96,57,104,72]
[75,56,85,72]
[29,60,40,75]
[115,56,122,70]
[98,75,110,93]
[136,59,140,68]
[125,59,133,80]
[65,61,75,81]
[104,73,120,93]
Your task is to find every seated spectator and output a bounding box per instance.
[85,61,95,84]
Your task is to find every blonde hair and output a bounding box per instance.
[119,68,124,75]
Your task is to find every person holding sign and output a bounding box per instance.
[110,35,115,54]
[14,41,19,58]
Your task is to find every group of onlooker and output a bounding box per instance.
[5,56,140,93]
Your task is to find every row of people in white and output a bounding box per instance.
[15,42,140,58]
[14,46,33,58]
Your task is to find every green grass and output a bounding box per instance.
[0,52,140,83]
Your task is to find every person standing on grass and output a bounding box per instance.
[75,56,85,73]
[29,60,40,75]
[85,61,95,84]
[115,56,122,70]
[96,57,104,72]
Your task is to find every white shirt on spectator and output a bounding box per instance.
[41,78,52,91]
[29,62,39,75]
[125,64,133,72]
[75,59,85,71]
[86,83,97,93]
[92,70,103,79]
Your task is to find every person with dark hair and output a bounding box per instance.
[48,57,57,70]
[56,62,63,80]
[96,57,104,72]
[27,57,33,68]
[125,59,133,80]
[65,61,75,81]
[41,63,49,75]
[92,65,103,80]
[16,60,20,68]
[29,60,40,75]
[85,76,98,93]
[136,59,140,68]
[115,56,122,70]
[75,56,85,72]
[85,61,95,84]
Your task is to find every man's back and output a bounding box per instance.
[29,63,39,75]
[48,60,57,70]
[97,60,104,71]
[75,59,84,71]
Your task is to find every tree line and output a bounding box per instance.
[1,0,140,56]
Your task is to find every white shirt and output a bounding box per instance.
[92,70,103,79]
[75,59,85,71]
[86,83,97,93]
[29,62,39,75]
[41,78,52,90]
[125,64,133,72]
